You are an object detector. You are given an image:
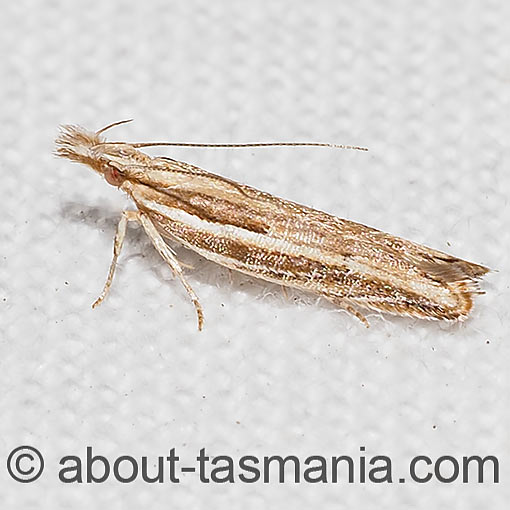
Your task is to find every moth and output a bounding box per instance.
[56,120,488,330]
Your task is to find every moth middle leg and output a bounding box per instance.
[138,213,204,331]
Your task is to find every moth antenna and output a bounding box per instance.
[96,119,134,136]
[128,141,368,151]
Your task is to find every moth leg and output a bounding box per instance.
[92,210,140,309]
[343,302,370,328]
[138,213,204,331]
[179,260,195,270]
[327,296,370,328]
[227,268,234,285]
[281,285,289,300]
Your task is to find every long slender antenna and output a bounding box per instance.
[98,119,368,151]
[96,119,134,135]
[129,141,368,151]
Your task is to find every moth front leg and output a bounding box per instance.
[138,213,204,331]
[92,209,140,309]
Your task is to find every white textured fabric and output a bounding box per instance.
[0,0,508,507]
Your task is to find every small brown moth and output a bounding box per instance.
[56,120,488,330]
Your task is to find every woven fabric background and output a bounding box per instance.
[0,0,508,507]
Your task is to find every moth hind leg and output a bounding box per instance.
[326,296,370,328]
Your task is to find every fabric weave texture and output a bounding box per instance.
[0,0,508,508]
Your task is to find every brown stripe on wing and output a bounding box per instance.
[153,188,272,235]
[145,211,347,286]
[153,212,481,321]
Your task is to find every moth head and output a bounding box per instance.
[55,124,131,187]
